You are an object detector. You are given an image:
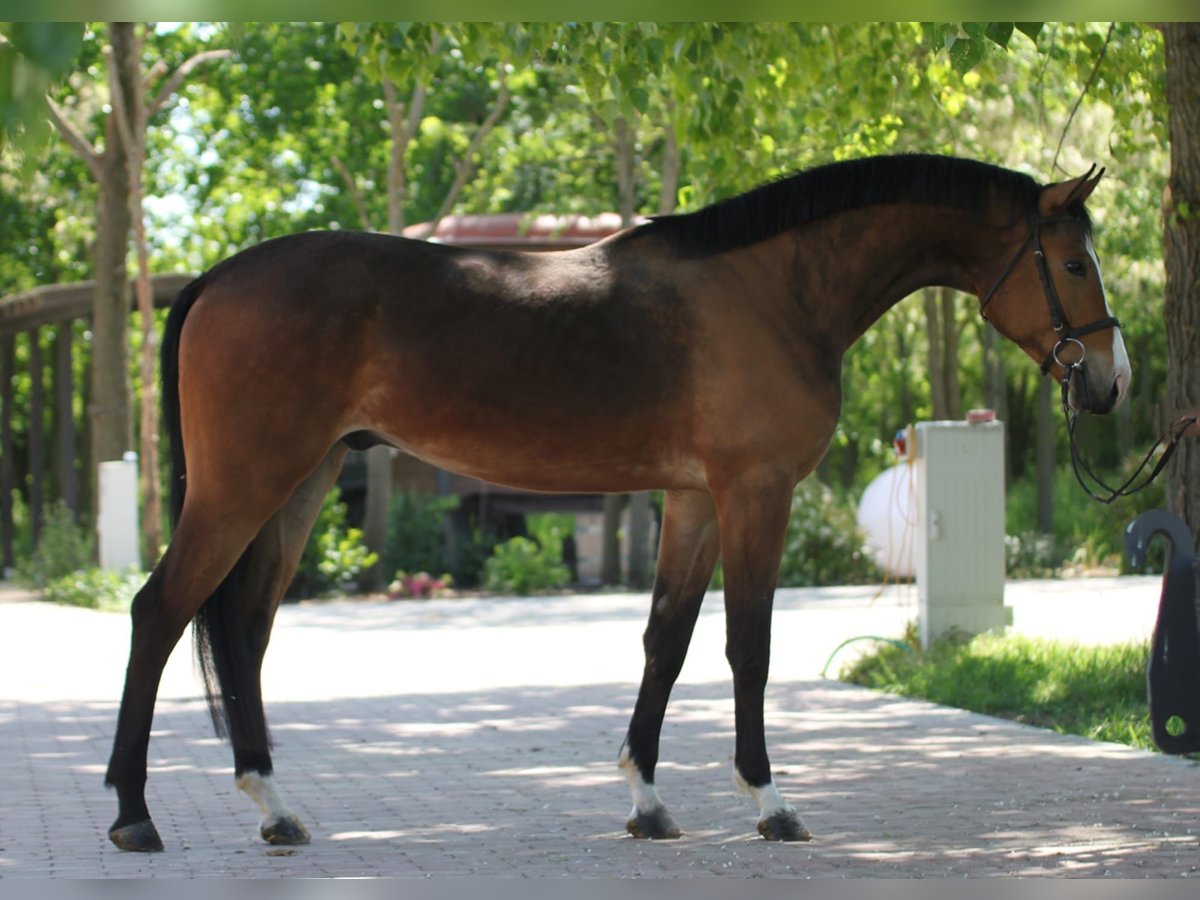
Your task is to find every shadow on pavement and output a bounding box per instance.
[3,679,1199,877]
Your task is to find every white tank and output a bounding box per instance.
[856,463,918,579]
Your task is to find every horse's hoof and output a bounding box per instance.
[108,819,165,852]
[261,815,310,845]
[757,810,812,842]
[626,807,682,840]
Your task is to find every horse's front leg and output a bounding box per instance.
[620,489,720,839]
[714,471,811,842]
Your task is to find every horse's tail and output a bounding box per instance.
[160,277,202,527]
[162,275,262,743]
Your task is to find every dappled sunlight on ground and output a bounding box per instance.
[4,677,1200,876]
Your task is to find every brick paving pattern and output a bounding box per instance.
[1,577,1197,878]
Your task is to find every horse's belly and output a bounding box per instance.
[383,426,707,494]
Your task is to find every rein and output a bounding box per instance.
[977,204,1184,505]
[1060,394,1194,505]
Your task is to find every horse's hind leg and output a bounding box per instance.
[221,445,348,845]
[620,489,719,839]
[105,509,278,851]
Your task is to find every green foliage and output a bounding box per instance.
[1004,531,1063,578]
[43,566,143,612]
[385,490,456,580]
[483,535,570,595]
[15,501,92,589]
[13,500,142,612]
[842,625,1156,751]
[1,21,1181,595]
[778,479,881,588]
[1006,460,1166,574]
[0,23,84,154]
[290,488,378,598]
[527,512,574,552]
[384,490,500,587]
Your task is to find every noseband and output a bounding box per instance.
[977,210,1121,379]
[977,209,1187,504]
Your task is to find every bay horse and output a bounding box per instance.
[105,154,1130,852]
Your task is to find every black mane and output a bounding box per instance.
[632,154,1048,257]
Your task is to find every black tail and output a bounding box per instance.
[162,276,264,746]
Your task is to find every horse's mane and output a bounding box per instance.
[631,154,1076,258]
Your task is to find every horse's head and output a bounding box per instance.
[980,168,1130,415]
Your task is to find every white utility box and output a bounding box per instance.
[913,418,1010,649]
[97,451,141,571]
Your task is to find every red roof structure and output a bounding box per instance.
[402,212,642,251]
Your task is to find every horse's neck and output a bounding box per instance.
[802,203,1003,350]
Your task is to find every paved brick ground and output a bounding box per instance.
[2,577,1197,878]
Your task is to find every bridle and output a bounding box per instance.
[977,208,1120,379]
[977,204,1188,504]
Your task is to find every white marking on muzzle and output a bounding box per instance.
[1087,236,1131,407]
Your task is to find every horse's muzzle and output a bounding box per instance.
[1066,365,1124,415]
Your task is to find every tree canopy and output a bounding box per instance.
[1,21,1192,572]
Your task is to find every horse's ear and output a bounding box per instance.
[1039,165,1105,215]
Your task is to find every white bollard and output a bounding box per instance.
[913,417,1011,649]
[97,451,141,572]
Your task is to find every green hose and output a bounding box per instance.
[819,635,914,679]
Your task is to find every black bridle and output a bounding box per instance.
[977,205,1187,504]
[977,209,1121,377]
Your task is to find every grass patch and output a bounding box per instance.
[840,624,1156,751]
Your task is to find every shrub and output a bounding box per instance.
[777,478,880,587]
[290,488,378,598]
[43,566,144,612]
[1004,531,1062,578]
[483,535,570,594]
[385,490,503,587]
[385,491,457,582]
[1006,462,1166,574]
[16,501,94,589]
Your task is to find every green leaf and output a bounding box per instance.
[6,22,83,78]
[0,42,13,116]
[629,85,650,115]
[1015,22,1043,42]
[948,36,986,73]
[985,22,1014,48]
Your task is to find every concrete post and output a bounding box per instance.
[914,418,1011,649]
[97,451,141,571]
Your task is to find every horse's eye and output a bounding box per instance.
[1065,260,1087,277]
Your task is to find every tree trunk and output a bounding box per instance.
[658,97,681,217]
[89,143,132,496]
[53,324,78,517]
[980,320,1010,478]
[88,23,136,517]
[28,330,45,543]
[0,336,14,572]
[922,288,947,418]
[1035,373,1056,534]
[108,23,163,566]
[1161,23,1200,551]
[939,288,961,420]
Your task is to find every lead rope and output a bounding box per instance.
[1059,363,1194,504]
